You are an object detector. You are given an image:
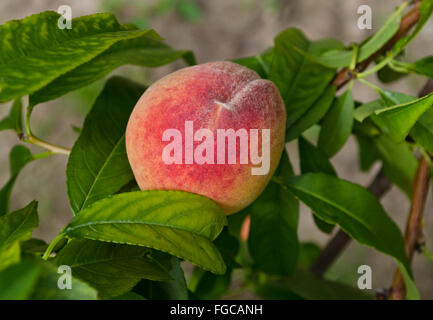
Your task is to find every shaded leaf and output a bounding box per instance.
[283,268,374,300]
[412,56,433,78]
[248,152,299,276]
[355,134,380,172]
[299,136,336,176]
[373,134,417,197]
[318,89,354,157]
[140,255,189,300]
[0,258,40,300]
[298,136,336,233]
[411,107,433,155]
[0,241,20,272]
[29,259,97,300]
[286,85,336,142]
[53,239,171,298]
[0,145,33,216]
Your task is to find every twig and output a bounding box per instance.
[389,80,433,300]
[310,0,424,277]
[310,169,391,277]
[22,105,71,155]
[389,157,430,299]
[332,0,422,89]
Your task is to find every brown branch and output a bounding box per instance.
[389,156,430,299]
[389,80,433,300]
[333,0,422,89]
[310,0,424,277]
[310,169,391,277]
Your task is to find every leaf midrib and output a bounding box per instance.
[64,219,219,240]
[0,204,35,250]
[286,181,376,237]
[77,134,125,213]
[0,29,150,68]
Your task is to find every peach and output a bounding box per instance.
[125,61,286,214]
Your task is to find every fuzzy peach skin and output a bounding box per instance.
[125,61,286,214]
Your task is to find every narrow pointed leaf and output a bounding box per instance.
[248,152,299,275]
[0,201,38,251]
[318,89,354,157]
[374,91,433,141]
[286,84,336,141]
[357,2,406,62]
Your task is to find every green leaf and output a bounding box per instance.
[377,64,407,83]
[412,56,433,78]
[373,134,417,197]
[411,107,433,155]
[60,190,227,274]
[282,268,374,300]
[354,100,385,122]
[286,84,336,142]
[309,48,354,68]
[0,99,22,133]
[30,37,191,105]
[0,242,20,272]
[374,91,433,142]
[299,136,337,176]
[0,146,33,216]
[393,0,433,55]
[297,242,321,269]
[0,201,38,252]
[0,11,161,103]
[298,136,336,233]
[355,134,380,172]
[0,145,33,217]
[318,89,354,157]
[189,229,239,299]
[66,77,145,215]
[248,152,299,276]
[20,238,47,255]
[280,173,413,284]
[189,267,232,300]
[0,258,40,300]
[53,239,171,298]
[357,2,406,62]
[269,29,339,128]
[233,47,273,79]
[29,259,98,300]
[137,254,189,299]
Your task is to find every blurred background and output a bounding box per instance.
[1,0,432,298]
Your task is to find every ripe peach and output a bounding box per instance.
[125,61,286,214]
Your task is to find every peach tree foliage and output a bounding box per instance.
[0,2,433,299]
